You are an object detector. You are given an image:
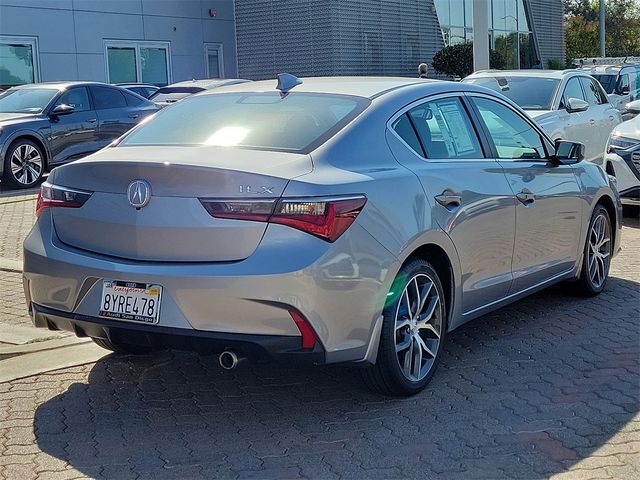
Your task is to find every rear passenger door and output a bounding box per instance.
[89,86,138,146]
[468,94,582,292]
[387,94,516,315]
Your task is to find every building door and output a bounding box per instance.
[205,44,224,78]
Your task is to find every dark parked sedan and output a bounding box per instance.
[115,83,160,99]
[0,82,158,188]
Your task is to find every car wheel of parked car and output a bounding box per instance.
[3,139,45,189]
[572,205,612,296]
[91,337,154,354]
[363,259,446,396]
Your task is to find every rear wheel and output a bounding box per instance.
[362,259,446,396]
[2,139,45,189]
[91,337,154,354]
[572,205,612,296]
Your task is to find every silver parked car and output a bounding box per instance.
[23,76,622,396]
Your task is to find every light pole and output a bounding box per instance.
[599,0,606,57]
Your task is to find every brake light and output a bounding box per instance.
[289,309,317,349]
[200,195,367,242]
[35,182,92,217]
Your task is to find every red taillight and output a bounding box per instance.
[200,195,367,242]
[35,182,92,217]
[289,309,317,349]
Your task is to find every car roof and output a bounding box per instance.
[12,81,117,90]
[204,76,440,99]
[465,69,589,80]
[166,79,252,89]
[116,83,158,88]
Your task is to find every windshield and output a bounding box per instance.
[464,76,560,110]
[149,87,204,104]
[0,88,59,113]
[121,92,370,153]
[591,74,617,94]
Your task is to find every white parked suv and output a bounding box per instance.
[463,70,622,163]
[601,100,640,205]
[579,64,639,119]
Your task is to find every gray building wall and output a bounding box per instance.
[0,0,238,84]
[528,0,565,68]
[235,0,444,80]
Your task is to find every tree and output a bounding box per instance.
[563,0,640,62]
[432,43,506,78]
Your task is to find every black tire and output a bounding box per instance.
[91,337,154,355]
[2,139,46,189]
[571,205,612,297]
[362,259,447,396]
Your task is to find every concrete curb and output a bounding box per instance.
[0,257,22,273]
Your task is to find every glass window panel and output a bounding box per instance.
[492,0,507,31]
[107,47,137,84]
[517,0,530,31]
[57,87,90,112]
[473,97,545,160]
[407,97,484,160]
[493,31,518,69]
[91,86,127,109]
[141,47,168,86]
[464,0,474,28]
[580,77,606,105]
[450,0,464,26]
[504,0,518,31]
[449,27,466,45]
[519,33,538,68]
[0,44,35,87]
[561,78,586,108]
[464,76,559,110]
[392,114,424,156]
[208,52,220,78]
[434,0,450,27]
[0,88,57,113]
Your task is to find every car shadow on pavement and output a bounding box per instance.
[34,276,639,479]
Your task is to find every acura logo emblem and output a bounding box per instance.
[127,180,151,208]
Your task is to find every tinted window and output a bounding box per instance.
[0,88,58,113]
[57,87,90,112]
[121,93,369,153]
[464,76,559,110]
[580,77,606,105]
[91,86,127,109]
[149,87,204,104]
[407,97,483,159]
[122,91,145,107]
[561,78,585,107]
[592,74,617,94]
[391,114,424,156]
[617,73,630,94]
[473,97,546,160]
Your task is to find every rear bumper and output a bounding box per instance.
[32,303,326,363]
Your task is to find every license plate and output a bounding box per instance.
[99,280,162,324]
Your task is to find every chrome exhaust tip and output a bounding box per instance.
[218,350,241,370]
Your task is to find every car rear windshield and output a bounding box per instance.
[0,88,59,113]
[149,87,205,103]
[121,92,370,153]
[591,74,617,94]
[464,76,560,110]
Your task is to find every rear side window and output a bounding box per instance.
[391,114,423,156]
[580,77,606,105]
[592,74,617,94]
[407,97,483,159]
[123,91,145,106]
[472,97,546,160]
[121,92,370,153]
[91,86,127,109]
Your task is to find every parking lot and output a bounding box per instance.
[0,189,637,480]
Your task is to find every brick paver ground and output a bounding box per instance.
[0,198,36,261]
[0,199,638,479]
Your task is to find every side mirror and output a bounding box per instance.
[551,140,585,165]
[50,104,75,116]
[619,86,630,95]
[565,97,589,113]
[625,99,640,115]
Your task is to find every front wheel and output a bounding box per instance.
[362,259,446,396]
[2,139,45,189]
[572,205,612,296]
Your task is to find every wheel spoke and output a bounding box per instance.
[412,336,422,379]
[395,333,412,352]
[415,334,436,358]
[395,317,411,332]
[403,341,413,377]
[419,322,441,339]
[417,281,433,313]
[404,289,413,320]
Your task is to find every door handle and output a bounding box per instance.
[516,189,535,205]
[434,191,462,209]
[609,116,615,121]
[128,114,139,119]
[88,118,97,123]
[589,119,596,125]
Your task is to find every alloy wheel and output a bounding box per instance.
[394,273,443,382]
[10,143,43,186]
[588,213,611,289]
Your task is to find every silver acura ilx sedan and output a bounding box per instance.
[23,75,621,396]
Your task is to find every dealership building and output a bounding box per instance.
[0,0,564,89]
